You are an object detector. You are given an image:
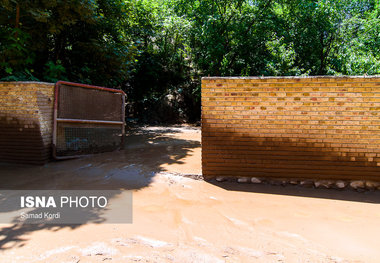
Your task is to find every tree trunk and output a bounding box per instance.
[15,3,20,38]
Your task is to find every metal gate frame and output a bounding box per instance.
[52,81,126,160]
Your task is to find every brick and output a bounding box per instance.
[0,82,55,164]
[202,76,380,181]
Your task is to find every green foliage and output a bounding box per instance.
[0,0,378,123]
[0,27,36,80]
[330,1,380,75]
[43,60,66,83]
[265,35,303,76]
[0,0,136,85]
[275,0,379,75]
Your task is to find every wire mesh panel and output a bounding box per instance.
[58,84,123,121]
[53,81,125,158]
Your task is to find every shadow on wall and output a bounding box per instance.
[0,116,47,165]
[203,123,380,204]
[202,123,380,181]
[0,89,53,165]
[0,126,200,250]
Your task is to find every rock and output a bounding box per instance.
[251,177,261,184]
[335,180,347,189]
[300,180,314,188]
[216,176,226,182]
[237,177,250,183]
[281,180,288,185]
[314,180,333,188]
[350,181,365,189]
[365,181,380,189]
[269,179,282,186]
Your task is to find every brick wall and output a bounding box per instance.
[202,76,380,181]
[0,82,55,164]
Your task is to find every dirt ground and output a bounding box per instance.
[1,126,380,263]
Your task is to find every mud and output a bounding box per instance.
[1,126,380,262]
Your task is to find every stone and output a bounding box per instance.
[281,180,288,185]
[300,180,314,188]
[335,180,347,189]
[365,181,380,189]
[314,180,333,188]
[237,177,250,183]
[350,181,365,189]
[216,176,226,182]
[250,177,261,184]
[269,179,282,186]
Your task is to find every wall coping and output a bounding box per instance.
[0,81,55,85]
[202,75,380,80]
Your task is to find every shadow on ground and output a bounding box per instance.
[207,179,380,204]
[0,126,200,190]
[0,126,200,250]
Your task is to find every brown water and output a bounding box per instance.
[1,126,380,262]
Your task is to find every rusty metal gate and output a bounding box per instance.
[53,81,125,159]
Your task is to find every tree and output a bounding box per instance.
[273,0,379,75]
[0,0,137,85]
[1,0,378,123]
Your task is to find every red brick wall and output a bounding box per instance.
[0,82,55,164]
[201,76,380,181]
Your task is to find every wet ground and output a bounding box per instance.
[1,126,380,262]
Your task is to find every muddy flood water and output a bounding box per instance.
[1,126,380,262]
